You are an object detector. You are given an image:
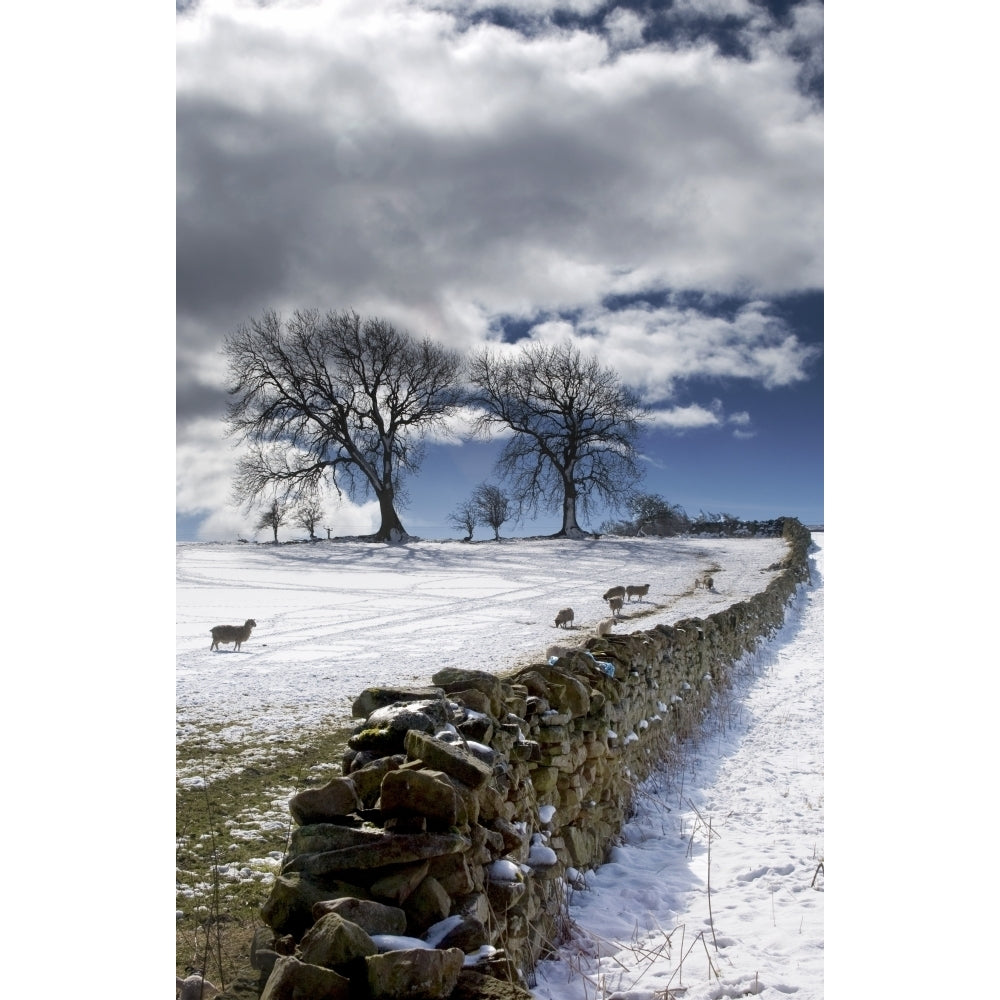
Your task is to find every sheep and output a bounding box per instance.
[694,574,714,591]
[596,617,615,637]
[625,583,650,602]
[177,973,220,1000]
[554,608,575,629]
[210,618,257,652]
[608,595,624,619]
[602,585,626,602]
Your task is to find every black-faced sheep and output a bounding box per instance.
[554,608,575,629]
[602,585,626,602]
[210,618,257,652]
[626,583,650,601]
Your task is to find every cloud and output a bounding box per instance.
[645,403,723,430]
[565,300,821,401]
[177,0,822,350]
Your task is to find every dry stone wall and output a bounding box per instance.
[227,519,813,1000]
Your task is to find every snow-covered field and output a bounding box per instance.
[176,531,823,998]
[533,534,824,1000]
[176,534,789,757]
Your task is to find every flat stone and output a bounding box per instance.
[404,731,493,789]
[311,897,407,936]
[288,831,469,878]
[366,947,464,1000]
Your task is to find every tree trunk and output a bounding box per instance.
[372,489,408,542]
[560,487,581,536]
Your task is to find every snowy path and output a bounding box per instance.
[532,534,824,1000]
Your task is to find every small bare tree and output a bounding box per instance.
[472,483,512,541]
[256,495,291,543]
[292,486,326,540]
[468,340,647,537]
[448,499,478,541]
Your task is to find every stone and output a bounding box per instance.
[259,955,350,1000]
[457,713,494,745]
[426,851,476,896]
[490,816,527,855]
[402,875,451,935]
[349,755,406,808]
[286,831,469,878]
[288,777,361,826]
[287,823,391,858]
[311,897,407,936]
[451,891,491,927]
[437,915,489,952]
[366,698,451,731]
[352,686,445,719]
[365,946,464,1000]
[404,731,493,789]
[250,927,279,976]
[370,860,430,904]
[449,687,493,715]
[431,667,504,715]
[297,912,378,968]
[449,969,535,1000]
[261,873,362,938]
[379,768,458,827]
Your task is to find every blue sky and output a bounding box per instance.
[175,0,824,541]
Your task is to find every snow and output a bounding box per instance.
[176,531,823,996]
[176,534,789,769]
[532,534,824,1000]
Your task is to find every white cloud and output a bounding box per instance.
[604,8,646,50]
[566,302,820,402]
[645,403,722,430]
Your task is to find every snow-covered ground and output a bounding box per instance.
[532,533,824,1000]
[176,530,823,998]
[176,533,790,763]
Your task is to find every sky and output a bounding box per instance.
[176,530,820,997]
[175,0,824,542]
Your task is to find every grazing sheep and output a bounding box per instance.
[177,973,220,1000]
[602,585,626,602]
[554,608,575,629]
[608,596,624,618]
[625,583,650,602]
[694,574,715,591]
[596,617,615,637]
[210,618,257,652]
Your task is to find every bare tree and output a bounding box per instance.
[472,482,512,541]
[292,485,326,540]
[447,499,478,541]
[256,494,292,543]
[224,309,465,542]
[468,341,646,537]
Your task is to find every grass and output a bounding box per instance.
[175,718,354,989]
